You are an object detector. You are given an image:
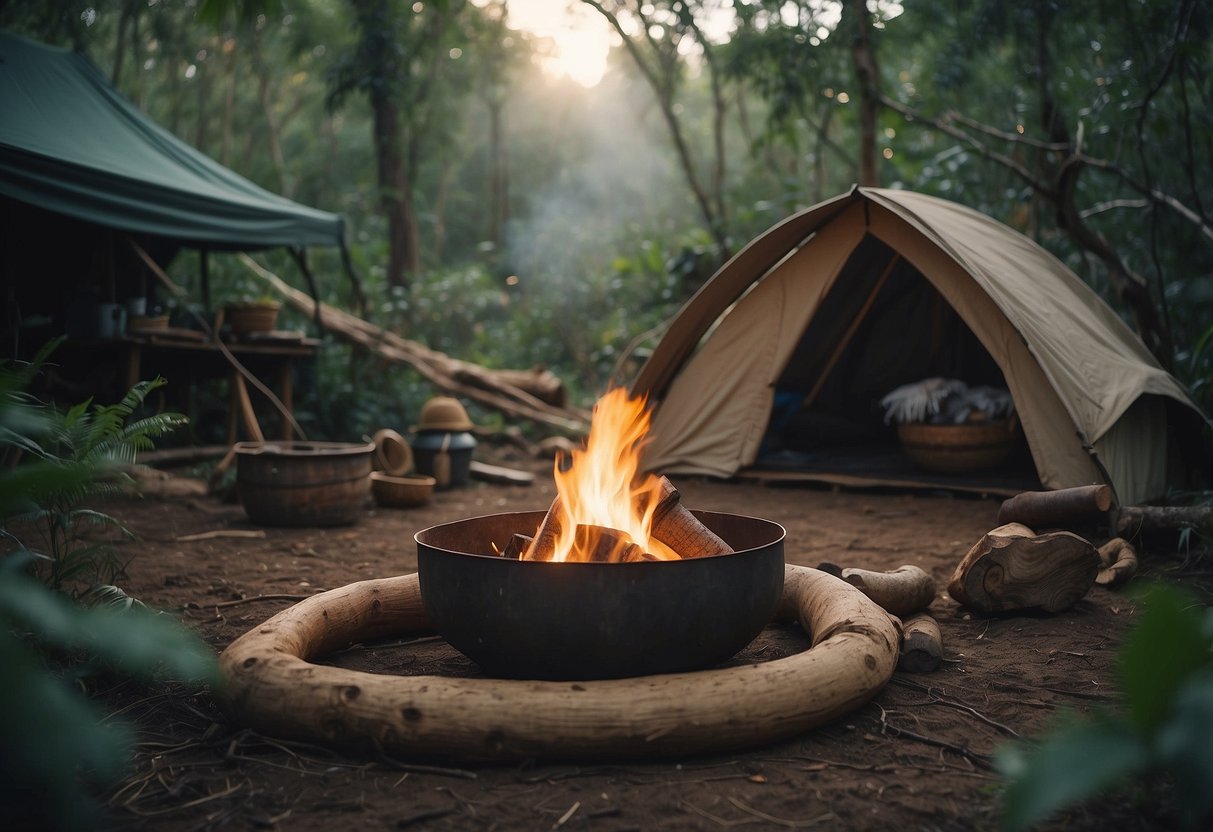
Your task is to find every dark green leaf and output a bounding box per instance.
[1118,585,1212,733]
[997,715,1147,832]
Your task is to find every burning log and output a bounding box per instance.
[815,563,935,617]
[574,525,646,563]
[523,495,564,560]
[651,477,734,559]
[499,534,532,560]
[217,564,900,762]
[522,477,730,562]
[947,523,1100,614]
[897,613,943,673]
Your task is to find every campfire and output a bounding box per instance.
[414,388,785,680]
[502,387,735,564]
[219,390,912,759]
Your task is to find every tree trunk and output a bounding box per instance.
[1032,6,1173,365]
[848,0,881,187]
[372,93,416,288]
[487,96,507,247]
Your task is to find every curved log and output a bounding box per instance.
[1095,537,1139,587]
[217,565,899,763]
[817,563,936,617]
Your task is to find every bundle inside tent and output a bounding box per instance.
[632,187,1211,506]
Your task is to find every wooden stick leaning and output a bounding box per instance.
[217,565,900,763]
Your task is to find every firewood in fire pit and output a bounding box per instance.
[500,533,533,559]
[573,524,646,563]
[651,476,734,559]
[522,495,564,560]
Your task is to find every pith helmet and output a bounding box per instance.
[416,396,474,432]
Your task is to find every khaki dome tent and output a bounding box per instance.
[632,187,1209,506]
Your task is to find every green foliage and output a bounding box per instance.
[996,584,1213,830]
[1,350,217,831]
[0,552,219,831]
[3,344,187,593]
[3,2,1210,426]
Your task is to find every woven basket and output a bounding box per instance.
[896,417,1018,474]
[370,471,435,508]
[225,302,280,336]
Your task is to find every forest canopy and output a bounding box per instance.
[2,0,1210,433]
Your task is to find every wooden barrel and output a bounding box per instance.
[236,441,374,526]
[896,418,1018,474]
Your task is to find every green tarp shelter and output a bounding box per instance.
[0,29,343,249]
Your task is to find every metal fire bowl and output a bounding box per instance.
[415,510,785,680]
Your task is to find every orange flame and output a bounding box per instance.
[524,388,678,562]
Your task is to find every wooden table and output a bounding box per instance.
[55,331,319,442]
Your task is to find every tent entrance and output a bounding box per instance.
[750,235,1040,495]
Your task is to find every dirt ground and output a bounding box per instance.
[86,448,1205,832]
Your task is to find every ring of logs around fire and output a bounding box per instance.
[217,565,903,762]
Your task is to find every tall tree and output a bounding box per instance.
[328,0,470,289]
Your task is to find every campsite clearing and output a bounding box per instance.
[94,453,1205,831]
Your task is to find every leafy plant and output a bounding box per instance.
[1,344,217,830]
[3,341,187,593]
[996,584,1213,830]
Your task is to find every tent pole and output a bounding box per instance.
[130,239,307,440]
[338,239,368,319]
[800,254,901,412]
[197,248,211,311]
[287,246,323,331]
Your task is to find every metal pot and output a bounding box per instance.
[415,510,785,680]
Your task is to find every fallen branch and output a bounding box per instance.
[816,563,935,617]
[239,255,589,434]
[176,530,267,542]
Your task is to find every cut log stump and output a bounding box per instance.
[947,523,1100,614]
[897,613,943,673]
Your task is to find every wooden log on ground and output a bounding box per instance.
[997,484,1115,529]
[458,366,567,408]
[1116,504,1213,536]
[897,613,943,673]
[947,523,1100,614]
[1095,538,1138,587]
[815,564,935,617]
[217,565,900,762]
[468,460,535,486]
